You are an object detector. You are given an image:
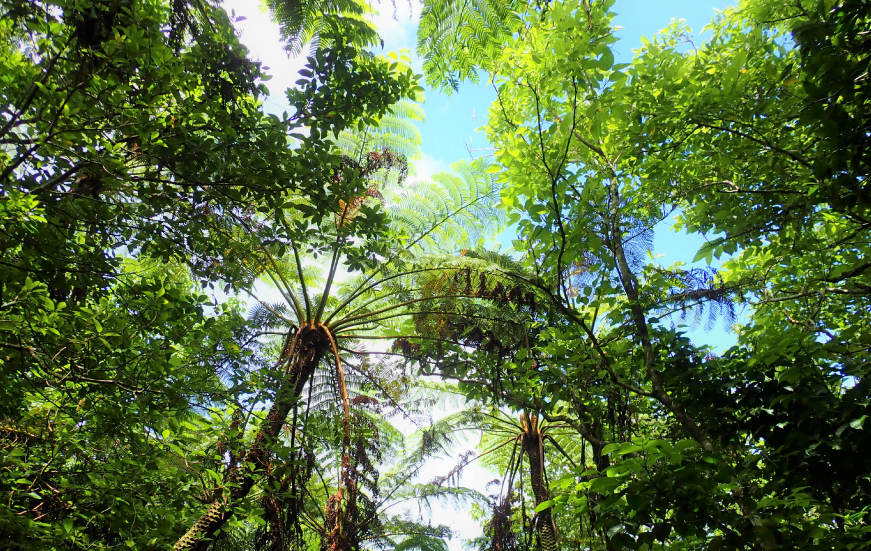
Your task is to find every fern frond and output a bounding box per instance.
[384,158,506,252]
[417,0,526,91]
[391,533,450,551]
[264,0,379,54]
[248,301,295,331]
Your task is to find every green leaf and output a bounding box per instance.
[591,476,623,493]
[534,500,553,512]
[601,443,621,455]
[598,48,615,70]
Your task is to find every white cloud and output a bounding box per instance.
[413,151,450,181]
[370,0,421,41]
[221,0,308,115]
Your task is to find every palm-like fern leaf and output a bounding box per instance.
[385,158,506,252]
[335,99,425,155]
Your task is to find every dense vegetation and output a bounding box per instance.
[1,0,869,550]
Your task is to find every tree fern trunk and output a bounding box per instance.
[522,433,557,551]
[174,326,330,551]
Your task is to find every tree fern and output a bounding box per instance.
[390,530,451,551]
[177,71,515,549]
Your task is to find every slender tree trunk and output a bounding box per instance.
[604,181,778,550]
[522,431,557,551]
[174,325,330,551]
[605,178,715,453]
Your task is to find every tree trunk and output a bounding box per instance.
[522,431,557,551]
[174,325,330,551]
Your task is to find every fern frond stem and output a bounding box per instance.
[302,476,328,526]
[355,128,371,160]
[372,466,425,511]
[502,438,522,500]
[337,346,435,366]
[481,411,522,432]
[310,450,334,500]
[404,188,501,253]
[336,324,380,334]
[340,362,420,428]
[475,436,521,463]
[376,480,482,513]
[323,325,351,439]
[262,249,304,323]
[327,285,419,326]
[362,532,434,541]
[590,303,600,333]
[325,266,461,325]
[279,330,302,375]
[477,428,520,436]
[327,187,501,319]
[290,239,313,320]
[314,239,344,324]
[543,434,578,470]
[249,293,296,326]
[333,309,522,333]
[336,345,378,356]
[331,294,479,329]
[376,493,429,515]
[298,506,322,533]
[338,334,468,348]
[340,353,468,382]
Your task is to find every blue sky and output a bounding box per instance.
[222,0,736,544]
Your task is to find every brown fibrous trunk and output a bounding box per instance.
[174,325,330,551]
[521,416,557,551]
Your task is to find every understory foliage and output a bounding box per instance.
[2,0,870,550]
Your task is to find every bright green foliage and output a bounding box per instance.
[0,260,250,548]
[5,0,871,549]
[263,0,380,53]
[785,0,871,207]
[1,0,424,548]
[385,159,506,251]
[412,0,871,549]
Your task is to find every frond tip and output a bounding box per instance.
[264,0,380,54]
[417,0,525,91]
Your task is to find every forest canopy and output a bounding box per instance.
[1,0,869,550]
